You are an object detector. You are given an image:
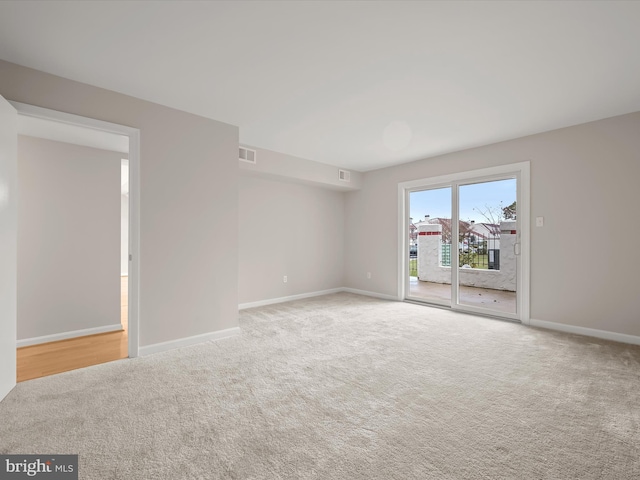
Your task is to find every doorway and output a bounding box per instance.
[11,102,140,380]
[399,163,530,323]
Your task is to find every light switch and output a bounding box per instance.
[536,216,544,227]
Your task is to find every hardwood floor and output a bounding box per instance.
[16,277,129,382]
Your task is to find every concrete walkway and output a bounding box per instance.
[408,277,516,314]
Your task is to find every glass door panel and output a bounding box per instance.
[407,187,452,306]
[457,178,517,315]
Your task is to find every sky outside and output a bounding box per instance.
[410,178,517,224]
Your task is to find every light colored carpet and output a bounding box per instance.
[1,293,639,479]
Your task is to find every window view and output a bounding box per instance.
[409,187,452,305]
[409,178,517,314]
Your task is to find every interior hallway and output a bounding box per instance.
[16,277,128,382]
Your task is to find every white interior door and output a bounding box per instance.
[0,94,18,402]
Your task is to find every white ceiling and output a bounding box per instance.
[1,1,640,172]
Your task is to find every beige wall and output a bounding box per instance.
[0,60,239,348]
[345,112,640,336]
[239,174,344,304]
[17,136,121,340]
[3,59,638,344]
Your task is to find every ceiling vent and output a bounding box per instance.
[338,169,351,182]
[239,146,256,164]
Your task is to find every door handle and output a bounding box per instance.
[514,243,521,256]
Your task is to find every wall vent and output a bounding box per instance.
[338,169,351,182]
[239,146,257,164]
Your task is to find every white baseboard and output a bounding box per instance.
[340,287,401,301]
[529,318,640,346]
[139,327,241,356]
[17,324,123,348]
[238,288,343,310]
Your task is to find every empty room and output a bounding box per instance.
[0,1,639,479]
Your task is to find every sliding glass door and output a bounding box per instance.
[402,163,529,322]
[457,178,518,316]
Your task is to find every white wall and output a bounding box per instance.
[17,135,121,340]
[239,174,344,305]
[417,222,517,291]
[0,60,239,348]
[345,112,640,337]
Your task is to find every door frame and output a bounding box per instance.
[397,162,530,324]
[0,95,17,401]
[11,101,141,357]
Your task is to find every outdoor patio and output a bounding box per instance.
[408,277,516,314]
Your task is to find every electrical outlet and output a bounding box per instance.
[283,275,287,283]
[367,272,372,279]
[536,216,544,227]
